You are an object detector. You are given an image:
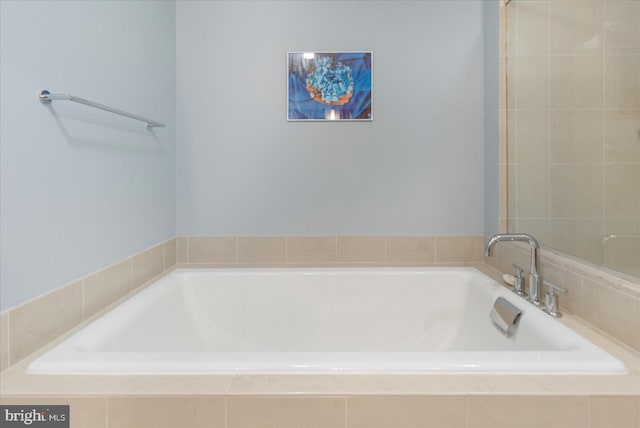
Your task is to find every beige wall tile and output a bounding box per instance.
[227,374,345,395]
[605,110,640,163]
[505,0,516,59]
[0,396,107,428]
[515,56,549,109]
[516,110,548,164]
[516,163,549,218]
[499,56,507,111]
[548,218,604,265]
[347,396,466,428]
[507,164,517,219]
[131,244,164,289]
[107,397,224,428]
[590,396,639,428]
[435,236,483,263]
[499,2,518,57]
[238,237,286,264]
[605,55,640,110]
[550,55,604,109]
[506,56,516,111]
[550,164,605,218]
[515,1,549,56]
[163,238,176,269]
[605,1,640,55]
[83,260,131,319]
[507,109,516,162]
[176,237,188,263]
[499,163,507,220]
[337,236,386,263]
[227,397,344,428]
[604,218,640,277]
[0,373,121,396]
[606,164,640,218]
[9,280,83,364]
[583,279,640,351]
[287,236,337,263]
[468,396,589,428]
[549,0,604,55]
[0,311,8,372]
[386,236,435,263]
[550,110,604,163]
[514,218,550,247]
[188,236,236,263]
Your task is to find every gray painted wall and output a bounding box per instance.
[0,1,176,310]
[484,1,500,238]
[176,0,486,236]
[1,0,501,310]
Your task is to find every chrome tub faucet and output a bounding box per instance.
[485,233,544,308]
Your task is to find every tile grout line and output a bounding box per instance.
[466,395,470,428]
[546,0,551,240]
[344,396,348,428]
[434,237,438,263]
[285,236,288,265]
[384,236,388,263]
[601,0,608,269]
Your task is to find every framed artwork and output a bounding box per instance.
[287,52,372,121]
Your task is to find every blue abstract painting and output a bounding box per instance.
[288,52,372,121]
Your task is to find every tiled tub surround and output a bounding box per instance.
[176,235,485,265]
[0,238,178,373]
[1,235,640,427]
[1,268,639,427]
[485,240,640,354]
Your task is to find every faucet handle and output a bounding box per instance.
[511,264,527,297]
[542,280,567,318]
[512,263,524,275]
[543,280,567,294]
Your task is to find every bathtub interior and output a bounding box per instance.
[27,268,627,374]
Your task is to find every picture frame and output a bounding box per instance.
[287,52,373,121]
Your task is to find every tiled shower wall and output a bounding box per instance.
[506,0,640,277]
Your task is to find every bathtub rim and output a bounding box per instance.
[2,263,640,398]
[21,263,630,376]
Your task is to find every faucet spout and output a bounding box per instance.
[484,233,544,307]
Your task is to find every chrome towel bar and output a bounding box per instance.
[38,90,165,129]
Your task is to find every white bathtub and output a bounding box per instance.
[28,267,626,374]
